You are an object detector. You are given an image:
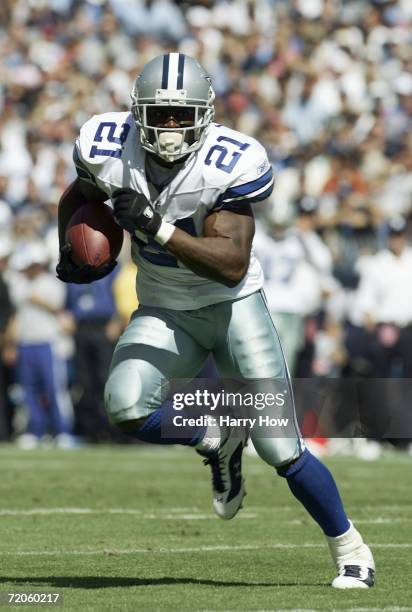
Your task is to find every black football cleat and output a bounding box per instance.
[332,564,375,589]
[198,427,248,519]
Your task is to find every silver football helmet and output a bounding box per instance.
[131,53,215,162]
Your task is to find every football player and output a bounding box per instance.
[57,53,375,588]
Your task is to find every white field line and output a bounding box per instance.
[246,505,412,513]
[0,462,206,473]
[251,505,412,511]
[0,542,411,557]
[0,508,411,526]
[1,507,412,526]
[287,517,412,525]
[0,507,256,520]
[2,505,412,514]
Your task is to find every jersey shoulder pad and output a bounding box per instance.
[201,124,274,212]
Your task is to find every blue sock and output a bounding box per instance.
[132,402,206,447]
[277,449,350,537]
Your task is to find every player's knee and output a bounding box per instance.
[251,437,302,469]
[275,451,305,477]
[104,367,145,424]
[116,417,148,434]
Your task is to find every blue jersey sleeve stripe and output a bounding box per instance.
[224,184,274,209]
[214,172,274,208]
[213,182,274,212]
[76,167,92,181]
[72,145,84,167]
[247,182,274,203]
[212,175,273,210]
[224,167,272,197]
[221,176,274,204]
[222,167,273,199]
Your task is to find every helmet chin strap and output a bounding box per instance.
[158,131,188,161]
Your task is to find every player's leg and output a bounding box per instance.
[108,305,247,520]
[214,291,375,588]
[104,306,220,449]
[269,311,304,377]
[208,291,300,520]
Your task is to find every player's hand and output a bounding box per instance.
[56,244,117,284]
[112,188,162,236]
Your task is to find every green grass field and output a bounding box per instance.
[0,445,411,611]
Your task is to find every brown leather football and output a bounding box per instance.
[66,202,123,268]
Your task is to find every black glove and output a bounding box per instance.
[56,244,117,284]
[112,188,162,236]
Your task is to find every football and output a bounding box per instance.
[66,202,123,268]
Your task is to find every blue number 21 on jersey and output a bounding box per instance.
[90,122,130,159]
[204,135,249,174]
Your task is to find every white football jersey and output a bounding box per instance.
[74,111,274,310]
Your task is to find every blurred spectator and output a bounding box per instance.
[354,217,412,378]
[294,197,334,287]
[255,219,323,376]
[291,197,338,377]
[113,261,139,327]
[0,238,14,441]
[65,270,122,442]
[109,0,187,41]
[8,242,73,449]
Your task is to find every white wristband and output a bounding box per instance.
[154,220,175,246]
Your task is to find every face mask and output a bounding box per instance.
[158,131,188,161]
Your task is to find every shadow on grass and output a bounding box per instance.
[0,576,328,588]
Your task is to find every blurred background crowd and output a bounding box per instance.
[0,0,411,455]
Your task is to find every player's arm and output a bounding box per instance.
[57,178,115,284]
[112,188,254,287]
[166,207,254,287]
[58,178,106,245]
